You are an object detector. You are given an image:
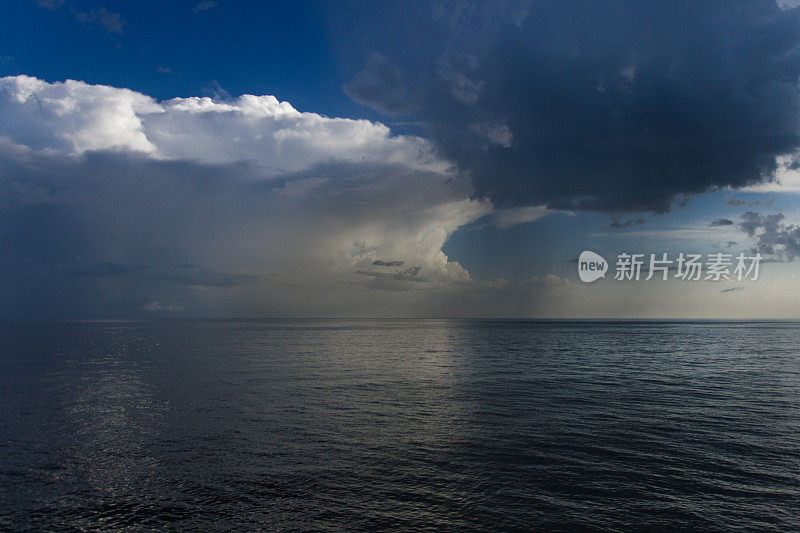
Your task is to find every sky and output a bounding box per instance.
[2,0,800,318]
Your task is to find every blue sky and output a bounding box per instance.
[0,1,350,110]
[2,0,800,318]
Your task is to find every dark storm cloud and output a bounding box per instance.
[738,211,800,259]
[710,218,734,227]
[343,52,409,115]
[336,0,800,212]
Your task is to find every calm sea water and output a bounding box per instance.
[1,320,799,531]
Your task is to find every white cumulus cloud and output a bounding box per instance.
[0,75,447,175]
[0,76,160,155]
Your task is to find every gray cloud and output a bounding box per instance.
[372,259,404,267]
[344,52,410,115]
[710,218,734,227]
[357,265,426,282]
[738,211,800,259]
[33,1,124,35]
[720,287,743,293]
[608,216,647,229]
[35,0,64,9]
[201,79,231,100]
[74,7,124,34]
[191,1,217,13]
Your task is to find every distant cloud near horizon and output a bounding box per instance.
[710,218,734,227]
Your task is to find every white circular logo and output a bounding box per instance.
[578,251,608,282]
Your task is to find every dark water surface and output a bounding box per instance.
[1,320,799,531]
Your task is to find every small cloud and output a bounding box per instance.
[777,0,800,10]
[727,199,747,207]
[202,80,230,100]
[75,7,124,34]
[608,216,647,229]
[720,287,743,293]
[34,2,124,36]
[709,218,734,227]
[344,52,409,115]
[35,0,64,9]
[492,205,552,229]
[738,211,800,260]
[372,259,404,267]
[191,1,217,13]
[357,265,426,282]
[157,66,173,74]
[470,121,513,147]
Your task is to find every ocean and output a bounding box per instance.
[1,320,798,531]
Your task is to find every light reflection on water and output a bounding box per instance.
[1,320,799,530]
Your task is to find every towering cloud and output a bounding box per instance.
[0,76,517,317]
